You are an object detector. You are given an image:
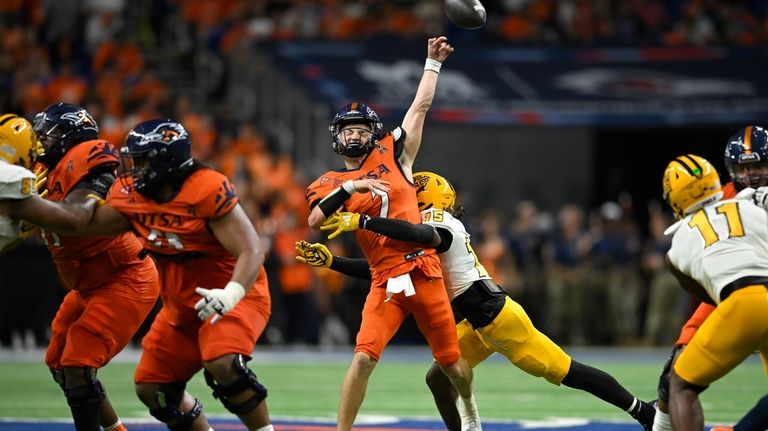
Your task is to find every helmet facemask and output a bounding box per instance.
[724,125,768,191]
[332,123,376,158]
[329,103,383,158]
[32,104,99,168]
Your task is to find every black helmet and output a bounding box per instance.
[33,102,99,167]
[119,119,194,198]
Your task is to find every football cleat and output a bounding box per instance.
[662,154,722,219]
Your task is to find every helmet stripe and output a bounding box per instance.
[743,125,753,154]
[0,114,18,126]
[675,154,703,177]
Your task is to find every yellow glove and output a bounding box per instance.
[320,211,362,240]
[295,240,333,268]
[34,166,48,199]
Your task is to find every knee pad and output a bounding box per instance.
[62,368,105,408]
[204,354,267,415]
[149,382,202,431]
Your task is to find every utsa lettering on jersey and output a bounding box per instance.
[662,154,768,431]
[653,127,768,431]
[0,105,160,431]
[38,118,274,431]
[299,171,655,431]
[303,36,480,431]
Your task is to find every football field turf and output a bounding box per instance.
[0,347,763,430]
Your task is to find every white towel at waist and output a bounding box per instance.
[385,273,416,302]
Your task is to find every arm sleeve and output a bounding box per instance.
[363,216,440,246]
[434,227,453,254]
[330,257,372,280]
[73,171,116,197]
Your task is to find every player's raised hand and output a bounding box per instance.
[194,282,246,324]
[295,240,333,268]
[321,211,364,239]
[428,36,454,63]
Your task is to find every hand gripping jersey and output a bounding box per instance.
[666,191,768,305]
[108,168,269,325]
[420,208,491,300]
[0,160,37,249]
[42,140,147,291]
[305,128,440,285]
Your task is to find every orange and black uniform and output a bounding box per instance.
[42,140,159,371]
[306,129,459,365]
[108,168,270,383]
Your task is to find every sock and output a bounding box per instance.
[102,419,125,431]
[652,409,672,431]
[627,397,655,428]
[456,395,481,431]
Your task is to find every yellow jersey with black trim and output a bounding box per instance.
[666,190,768,304]
[421,208,491,300]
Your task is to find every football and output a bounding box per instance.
[444,0,486,30]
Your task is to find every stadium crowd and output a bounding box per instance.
[2,0,763,350]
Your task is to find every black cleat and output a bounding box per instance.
[630,399,657,430]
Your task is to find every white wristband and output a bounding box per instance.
[341,180,356,195]
[224,281,247,302]
[424,58,442,73]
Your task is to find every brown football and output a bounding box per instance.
[444,0,486,30]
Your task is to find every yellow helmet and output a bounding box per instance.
[662,154,723,218]
[413,171,456,212]
[0,113,41,169]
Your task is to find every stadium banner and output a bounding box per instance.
[263,39,768,127]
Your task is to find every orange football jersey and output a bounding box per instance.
[42,139,147,291]
[306,129,439,285]
[108,167,269,325]
[108,168,239,255]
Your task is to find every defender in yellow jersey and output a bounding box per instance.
[298,171,656,431]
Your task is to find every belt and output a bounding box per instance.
[720,276,768,302]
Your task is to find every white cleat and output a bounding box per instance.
[456,394,482,431]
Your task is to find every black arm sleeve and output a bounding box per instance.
[434,227,453,254]
[363,216,440,247]
[316,187,352,217]
[72,171,116,197]
[330,257,372,280]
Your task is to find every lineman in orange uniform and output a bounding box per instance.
[305,36,479,431]
[61,119,272,431]
[16,103,160,431]
[653,126,768,431]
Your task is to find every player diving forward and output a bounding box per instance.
[296,171,656,430]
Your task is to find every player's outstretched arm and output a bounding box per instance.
[294,240,372,280]
[321,211,443,247]
[196,204,265,324]
[399,36,454,170]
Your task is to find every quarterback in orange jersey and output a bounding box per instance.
[1,104,161,431]
[305,36,479,431]
[58,119,272,431]
[652,126,768,431]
